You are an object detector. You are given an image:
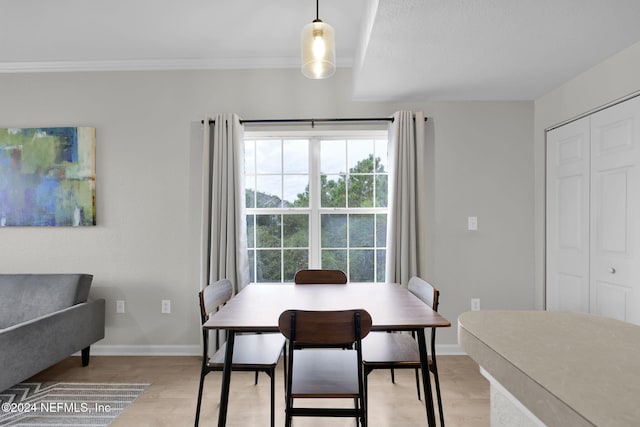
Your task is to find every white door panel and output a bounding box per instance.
[546,117,590,312]
[594,280,630,322]
[590,96,640,325]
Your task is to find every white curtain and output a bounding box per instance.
[200,113,249,293]
[386,111,428,287]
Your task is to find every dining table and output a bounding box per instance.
[202,282,451,427]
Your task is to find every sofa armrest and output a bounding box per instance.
[0,299,105,392]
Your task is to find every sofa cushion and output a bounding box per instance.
[0,274,93,329]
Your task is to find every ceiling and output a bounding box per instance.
[2,0,640,101]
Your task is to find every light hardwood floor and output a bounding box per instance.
[30,355,489,426]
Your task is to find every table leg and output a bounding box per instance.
[417,328,436,427]
[217,330,235,427]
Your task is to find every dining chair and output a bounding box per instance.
[293,269,351,351]
[195,279,286,427]
[278,309,372,427]
[361,276,445,427]
[293,269,348,284]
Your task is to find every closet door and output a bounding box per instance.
[590,96,640,325]
[546,117,590,312]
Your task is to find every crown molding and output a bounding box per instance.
[0,56,354,73]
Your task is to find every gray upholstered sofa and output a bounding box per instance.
[0,274,105,392]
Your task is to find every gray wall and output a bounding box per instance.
[0,68,534,352]
[533,40,640,310]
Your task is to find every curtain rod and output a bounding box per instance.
[202,116,428,127]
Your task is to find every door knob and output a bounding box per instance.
[608,267,616,274]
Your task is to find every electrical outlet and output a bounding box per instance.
[468,216,478,231]
[161,299,171,314]
[116,300,125,314]
[471,298,481,311]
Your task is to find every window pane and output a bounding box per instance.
[350,214,374,247]
[375,139,388,172]
[322,249,347,272]
[284,249,308,282]
[376,214,387,247]
[256,250,281,282]
[349,249,374,282]
[283,214,309,247]
[321,214,347,247]
[376,249,386,282]
[256,214,281,248]
[245,181,256,209]
[283,139,309,173]
[245,140,256,174]
[284,175,309,207]
[256,140,281,174]
[321,174,346,207]
[375,175,388,208]
[256,176,282,208]
[246,215,255,249]
[248,250,255,282]
[348,140,374,172]
[348,174,374,207]
[321,140,346,174]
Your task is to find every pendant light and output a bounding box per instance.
[301,0,336,79]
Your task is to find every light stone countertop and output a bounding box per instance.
[458,310,640,427]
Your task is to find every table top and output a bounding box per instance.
[459,310,640,427]
[203,283,451,332]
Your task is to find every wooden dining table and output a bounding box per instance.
[202,283,451,427]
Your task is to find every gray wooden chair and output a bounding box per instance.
[293,269,351,350]
[195,279,286,427]
[294,269,347,284]
[278,309,372,427]
[361,276,445,427]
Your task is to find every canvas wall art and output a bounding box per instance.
[0,127,96,226]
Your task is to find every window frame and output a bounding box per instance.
[245,129,389,283]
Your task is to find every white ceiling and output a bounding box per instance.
[2,0,640,101]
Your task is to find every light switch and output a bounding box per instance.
[468,216,478,231]
[161,300,171,314]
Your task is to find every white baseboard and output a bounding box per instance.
[436,344,465,355]
[87,345,201,356]
[83,344,463,357]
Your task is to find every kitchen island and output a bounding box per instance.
[458,310,640,426]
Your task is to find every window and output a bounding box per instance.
[245,132,388,283]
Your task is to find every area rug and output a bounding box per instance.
[0,382,148,426]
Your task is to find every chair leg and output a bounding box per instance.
[282,343,287,394]
[285,401,292,427]
[360,392,367,427]
[363,370,368,415]
[284,345,293,427]
[269,369,275,427]
[81,346,91,367]
[432,365,445,427]
[194,371,207,427]
[390,367,395,384]
[414,368,421,400]
[255,371,259,385]
[361,367,370,427]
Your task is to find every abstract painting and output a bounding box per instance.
[0,127,96,226]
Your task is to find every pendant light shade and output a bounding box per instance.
[301,1,335,79]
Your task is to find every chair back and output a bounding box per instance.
[278,309,372,346]
[198,279,233,323]
[198,279,234,356]
[294,269,347,284]
[408,276,439,311]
